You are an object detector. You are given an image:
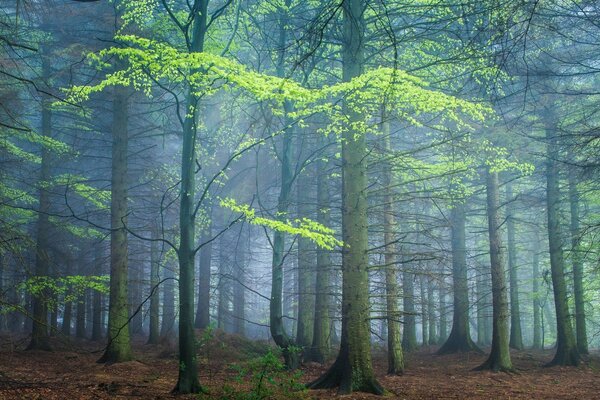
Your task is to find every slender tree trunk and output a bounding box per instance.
[309,152,331,363]
[380,117,404,374]
[160,263,176,337]
[76,260,87,339]
[98,85,132,363]
[232,225,246,336]
[173,1,208,393]
[147,227,160,344]
[296,166,315,355]
[309,0,382,393]
[217,233,229,331]
[568,168,587,354]
[402,265,418,352]
[545,123,579,366]
[195,207,212,329]
[506,181,523,350]
[27,52,52,352]
[438,273,447,344]
[476,168,512,371]
[269,0,300,370]
[420,274,428,346]
[428,277,437,345]
[532,230,542,350]
[62,258,73,337]
[438,201,479,354]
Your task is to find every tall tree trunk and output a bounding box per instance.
[380,117,404,374]
[173,1,208,393]
[147,227,160,345]
[160,263,176,337]
[195,207,212,329]
[269,0,299,370]
[420,274,428,346]
[438,201,479,354]
[61,258,73,337]
[545,123,579,366]
[232,225,246,336]
[98,85,132,363]
[76,260,86,339]
[506,181,523,350]
[309,152,331,363]
[532,230,542,350]
[296,164,316,357]
[402,266,418,352]
[568,168,587,354]
[428,277,437,345]
[309,0,383,394]
[438,273,447,344]
[476,168,512,371]
[217,233,230,331]
[27,52,52,352]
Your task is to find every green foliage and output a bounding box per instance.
[15,275,109,311]
[219,197,342,250]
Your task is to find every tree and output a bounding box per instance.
[506,181,523,350]
[309,0,383,394]
[476,168,512,372]
[544,108,580,367]
[98,85,132,363]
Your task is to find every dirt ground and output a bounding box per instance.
[1,332,600,399]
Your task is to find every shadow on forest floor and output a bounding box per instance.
[1,332,600,399]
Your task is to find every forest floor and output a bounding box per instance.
[1,331,600,399]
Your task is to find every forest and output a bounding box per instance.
[1,0,599,398]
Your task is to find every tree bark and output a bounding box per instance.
[568,167,587,354]
[147,227,160,345]
[506,181,523,350]
[98,85,132,363]
[195,207,212,330]
[438,201,479,354]
[532,230,542,349]
[309,0,382,394]
[545,122,579,366]
[476,168,512,371]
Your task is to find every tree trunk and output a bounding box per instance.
[147,227,160,345]
[309,0,383,393]
[27,52,52,352]
[269,0,300,370]
[160,263,176,337]
[476,168,512,371]
[173,1,208,393]
[506,181,523,350]
[568,168,587,354]
[195,208,212,329]
[98,85,132,363]
[62,258,73,337]
[232,225,246,336]
[438,201,479,354]
[309,152,332,363]
[438,273,447,344]
[296,164,315,357]
[402,266,418,352]
[545,123,579,366]
[532,230,542,350]
[420,274,428,346]
[76,260,86,339]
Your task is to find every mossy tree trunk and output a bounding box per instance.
[568,167,587,355]
[438,201,479,354]
[195,203,212,329]
[402,265,418,352]
[545,123,579,366]
[27,52,52,352]
[381,116,404,374]
[506,181,523,350]
[296,164,315,356]
[147,226,160,345]
[532,229,542,350]
[309,0,382,394]
[309,150,332,363]
[98,85,132,363]
[476,168,512,371]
